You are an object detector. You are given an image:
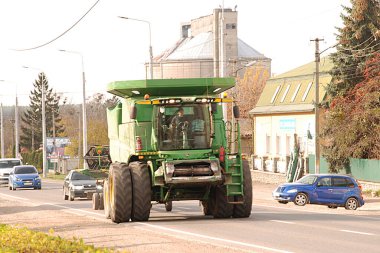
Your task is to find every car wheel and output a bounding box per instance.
[345,197,358,210]
[165,201,173,212]
[63,188,68,200]
[12,184,16,191]
[278,201,288,204]
[328,205,337,209]
[69,189,74,201]
[294,193,308,206]
[9,185,11,190]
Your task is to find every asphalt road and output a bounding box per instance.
[1,180,380,253]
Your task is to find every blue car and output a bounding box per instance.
[8,165,41,190]
[272,174,364,210]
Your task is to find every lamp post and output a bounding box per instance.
[59,50,87,169]
[0,80,19,159]
[118,16,154,79]
[23,67,47,178]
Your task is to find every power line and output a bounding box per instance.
[12,0,101,51]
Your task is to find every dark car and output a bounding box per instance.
[63,170,102,201]
[8,165,41,190]
[272,174,364,210]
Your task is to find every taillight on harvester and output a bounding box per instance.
[219,146,225,163]
[136,136,143,151]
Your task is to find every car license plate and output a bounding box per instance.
[24,182,32,186]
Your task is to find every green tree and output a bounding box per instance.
[20,72,65,151]
[322,53,380,172]
[327,0,380,103]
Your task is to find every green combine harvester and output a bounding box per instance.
[87,77,252,223]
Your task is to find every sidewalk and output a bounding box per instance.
[252,180,380,214]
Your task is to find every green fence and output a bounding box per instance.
[309,155,380,182]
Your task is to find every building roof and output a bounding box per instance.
[250,57,332,116]
[156,32,269,62]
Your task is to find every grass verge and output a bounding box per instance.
[0,224,117,252]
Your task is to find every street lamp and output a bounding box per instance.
[0,80,19,159]
[58,50,87,170]
[22,66,47,178]
[118,16,154,79]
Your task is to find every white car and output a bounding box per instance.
[0,158,22,185]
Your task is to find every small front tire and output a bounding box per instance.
[69,189,74,201]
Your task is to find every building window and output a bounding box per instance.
[286,135,291,155]
[302,82,313,101]
[291,83,301,102]
[276,135,281,155]
[280,84,290,103]
[266,135,271,154]
[271,85,281,103]
[226,23,236,29]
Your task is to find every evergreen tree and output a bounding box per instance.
[20,72,66,151]
[327,0,380,103]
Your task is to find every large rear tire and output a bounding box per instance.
[103,180,111,219]
[233,161,253,218]
[211,185,233,218]
[130,162,151,221]
[109,163,133,223]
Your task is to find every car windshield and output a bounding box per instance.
[14,167,37,174]
[0,160,21,169]
[71,172,94,180]
[296,175,318,185]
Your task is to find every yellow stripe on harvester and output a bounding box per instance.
[137,152,159,155]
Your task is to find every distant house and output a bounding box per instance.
[249,58,332,173]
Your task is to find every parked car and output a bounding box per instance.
[8,165,41,190]
[272,174,364,210]
[63,170,102,201]
[0,158,22,185]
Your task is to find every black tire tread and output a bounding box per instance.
[110,163,133,223]
[233,161,253,218]
[212,185,233,218]
[130,162,151,221]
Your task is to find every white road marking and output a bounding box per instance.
[0,193,29,201]
[136,222,293,253]
[270,219,295,224]
[340,230,375,236]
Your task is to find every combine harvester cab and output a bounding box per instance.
[103,77,252,223]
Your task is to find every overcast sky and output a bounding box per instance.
[0,0,350,106]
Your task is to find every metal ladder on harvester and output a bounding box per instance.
[224,121,244,204]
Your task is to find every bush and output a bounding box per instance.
[0,224,116,252]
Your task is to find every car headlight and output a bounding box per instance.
[15,177,22,182]
[72,185,84,190]
[34,176,41,180]
[96,185,103,190]
[286,189,298,193]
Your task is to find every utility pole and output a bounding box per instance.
[311,38,323,174]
